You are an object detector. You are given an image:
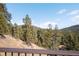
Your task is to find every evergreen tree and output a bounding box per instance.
[0,3,11,34]
[61,31,75,50]
[23,14,33,44]
[37,29,44,46]
[51,25,59,50]
[32,27,38,44]
[12,23,20,39]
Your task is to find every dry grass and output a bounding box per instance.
[0,35,45,56]
[0,35,44,49]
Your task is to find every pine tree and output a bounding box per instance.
[32,27,38,44]
[23,14,33,44]
[12,23,20,39]
[0,3,11,34]
[51,25,59,50]
[37,29,44,46]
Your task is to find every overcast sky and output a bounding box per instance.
[6,3,79,29]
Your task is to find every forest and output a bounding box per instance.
[0,3,79,51]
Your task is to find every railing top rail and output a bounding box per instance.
[0,48,79,56]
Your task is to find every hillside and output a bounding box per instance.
[61,25,79,32]
[0,35,44,49]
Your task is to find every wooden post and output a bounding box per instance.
[5,52,7,56]
[47,54,50,56]
[18,52,20,56]
[25,53,27,56]
[11,52,13,56]
[39,54,41,56]
[32,53,34,56]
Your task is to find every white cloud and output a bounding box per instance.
[74,15,79,18]
[57,9,79,16]
[57,9,67,14]
[68,10,79,15]
[71,15,79,24]
[32,21,57,29]
[41,21,57,28]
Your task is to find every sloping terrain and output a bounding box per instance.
[61,25,79,32]
[0,35,44,49]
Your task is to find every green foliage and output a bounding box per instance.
[22,14,33,44]
[60,31,79,50]
[12,23,21,39]
[1,3,79,51]
[37,29,44,46]
[0,4,11,34]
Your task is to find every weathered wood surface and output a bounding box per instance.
[0,48,79,56]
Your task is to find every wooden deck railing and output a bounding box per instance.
[0,48,79,56]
